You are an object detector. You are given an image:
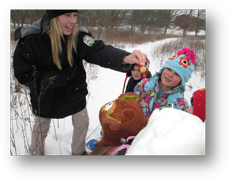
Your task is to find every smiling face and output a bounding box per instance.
[160,68,181,92]
[58,12,78,35]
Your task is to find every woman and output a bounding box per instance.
[13,10,147,155]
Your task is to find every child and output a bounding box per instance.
[135,47,196,122]
[186,88,206,122]
[122,58,151,93]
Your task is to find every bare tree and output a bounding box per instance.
[174,10,196,36]
[194,10,206,36]
[183,10,194,36]
[11,10,45,27]
[11,9,205,37]
[160,10,181,35]
[127,10,139,33]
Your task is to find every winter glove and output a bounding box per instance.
[86,139,97,151]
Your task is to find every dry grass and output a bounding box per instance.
[87,27,204,45]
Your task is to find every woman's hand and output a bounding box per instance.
[123,50,147,66]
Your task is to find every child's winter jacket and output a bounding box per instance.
[134,73,189,122]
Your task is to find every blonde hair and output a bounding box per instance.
[46,17,78,70]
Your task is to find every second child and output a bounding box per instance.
[135,47,196,123]
[122,58,151,93]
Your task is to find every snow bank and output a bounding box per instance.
[127,108,205,155]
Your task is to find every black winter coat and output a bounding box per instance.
[13,30,131,118]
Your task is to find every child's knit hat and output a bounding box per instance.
[193,88,206,122]
[159,47,197,87]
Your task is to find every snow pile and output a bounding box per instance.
[127,108,205,155]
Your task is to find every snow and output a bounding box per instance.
[127,108,205,155]
[10,39,205,155]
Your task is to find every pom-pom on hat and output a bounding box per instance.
[193,88,206,122]
[159,47,196,87]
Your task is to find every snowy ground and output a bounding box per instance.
[10,38,205,155]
